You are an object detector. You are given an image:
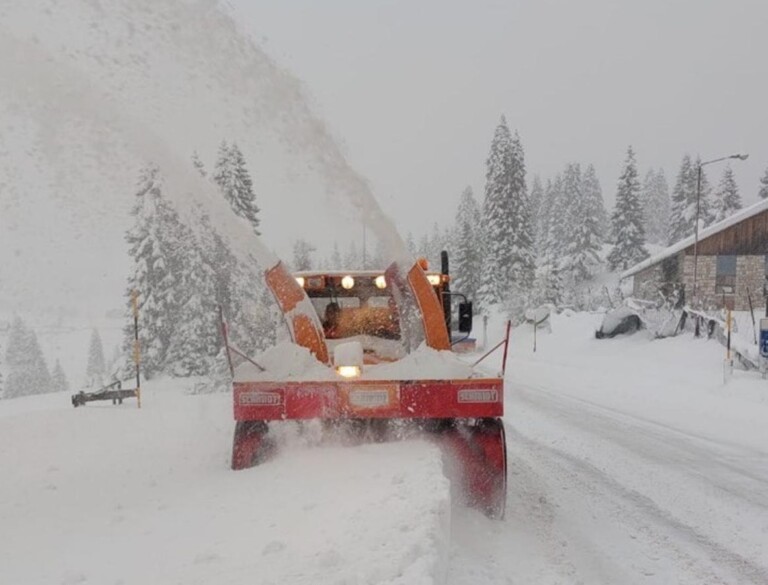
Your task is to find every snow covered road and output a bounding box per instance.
[450,313,768,584]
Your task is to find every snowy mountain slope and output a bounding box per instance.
[0,0,405,318]
[0,382,451,585]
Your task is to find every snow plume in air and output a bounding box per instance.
[0,0,409,312]
[0,0,404,257]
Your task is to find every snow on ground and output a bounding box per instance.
[3,311,768,584]
[0,383,450,585]
[451,311,768,584]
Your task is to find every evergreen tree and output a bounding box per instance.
[124,164,182,377]
[329,241,343,268]
[607,146,649,271]
[192,151,207,177]
[85,329,106,387]
[694,156,714,227]
[426,222,444,268]
[583,164,608,244]
[125,161,274,378]
[562,163,603,283]
[213,141,261,235]
[641,168,671,245]
[192,348,233,394]
[292,239,316,271]
[758,165,768,200]
[165,218,221,377]
[4,316,52,398]
[536,178,556,260]
[452,187,483,309]
[416,233,430,262]
[344,241,362,267]
[52,359,70,394]
[369,237,388,269]
[480,117,534,309]
[529,176,545,255]
[712,165,742,223]
[405,232,417,258]
[533,264,564,306]
[533,176,565,306]
[669,154,696,244]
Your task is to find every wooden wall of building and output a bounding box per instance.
[684,209,768,255]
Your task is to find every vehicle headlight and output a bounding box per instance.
[295,276,305,287]
[374,275,387,289]
[336,365,361,378]
[427,274,441,286]
[333,341,363,378]
[341,275,355,289]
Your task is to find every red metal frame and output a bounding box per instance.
[234,377,503,422]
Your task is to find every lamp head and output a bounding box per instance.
[732,154,749,161]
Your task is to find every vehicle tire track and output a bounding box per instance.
[505,386,768,585]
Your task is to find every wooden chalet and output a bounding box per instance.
[622,199,768,311]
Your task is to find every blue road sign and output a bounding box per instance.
[760,319,768,358]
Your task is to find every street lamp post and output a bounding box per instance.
[692,153,749,336]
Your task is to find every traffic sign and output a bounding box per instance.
[760,319,768,358]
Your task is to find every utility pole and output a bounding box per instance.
[692,153,749,336]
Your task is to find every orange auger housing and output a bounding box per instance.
[229,253,508,518]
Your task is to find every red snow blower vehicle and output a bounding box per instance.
[225,252,508,518]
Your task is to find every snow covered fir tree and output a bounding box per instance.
[712,166,742,223]
[758,164,768,200]
[452,186,483,312]
[4,317,52,398]
[607,146,649,271]
[85,329,106,387]
[52,359,70,394]
[641,168,670,245]
[561,163,604,284]
[122,151,276,383]
[479,116,534,317]
[213,141,261,235]
[292,239,316,271]
[669,154,714,244]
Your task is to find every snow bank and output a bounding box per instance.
[0,383,451,585]
[234,341,335,382]
[235,341,491,383]
[366,346,482,380]
[507,311,768,453]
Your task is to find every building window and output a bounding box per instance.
[716,255,736,294]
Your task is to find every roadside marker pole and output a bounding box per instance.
[747,287,758,344]
[724,309,733,384]
[132,290,142,409]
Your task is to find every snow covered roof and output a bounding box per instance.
[621,198,768,279]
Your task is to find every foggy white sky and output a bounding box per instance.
[233,0,768,237]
